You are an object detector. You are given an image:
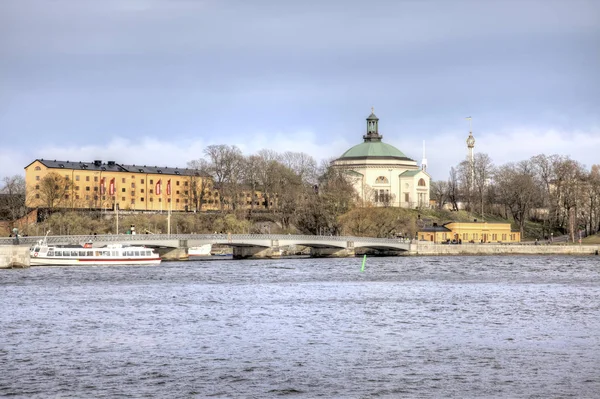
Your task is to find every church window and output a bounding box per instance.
[405,193,409,203]
[418,178,426,187]
[375,176,389,184]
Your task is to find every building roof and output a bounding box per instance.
[335,110,415,162]
[366,112,379,120]
[419,224,452,232]
[337,141,413,161]
[399,170,423,177]
[343,169,364,177]
[27,159,209,178]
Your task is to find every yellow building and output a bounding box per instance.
[25,159,220,212]
[419,221,520,243]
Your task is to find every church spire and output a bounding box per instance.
[363,107,383,142]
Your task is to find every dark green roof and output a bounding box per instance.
[338,142,413,161]
[366,112,379,120]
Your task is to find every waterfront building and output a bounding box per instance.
[419,221,521,243]
[331,109,430,208]
[24,159,224,212]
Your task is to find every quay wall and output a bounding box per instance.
[0,246,30,268]
[409,242,600,256]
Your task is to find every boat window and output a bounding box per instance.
[55,250,62,256]
[48,251,54,256]
[34,247,40,253]
[79,251,86,256]
[134,251,140,257]
[71,250,79,256]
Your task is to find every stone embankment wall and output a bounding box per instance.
[409,242,600,256]
[0,246,30,268]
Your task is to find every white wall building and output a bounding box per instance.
[331,110,430,208]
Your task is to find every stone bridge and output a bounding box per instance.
[0,233,412,259]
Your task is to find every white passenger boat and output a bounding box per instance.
[29,238,161,266]
[188,244,212,257]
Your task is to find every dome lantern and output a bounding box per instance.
[363,107,382,142]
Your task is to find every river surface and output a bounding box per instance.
[1,256,599,398]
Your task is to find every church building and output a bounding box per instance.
[331,110,430,208]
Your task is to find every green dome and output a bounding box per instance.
[339,141,411,160]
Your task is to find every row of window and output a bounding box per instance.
[44,249,153,257]
[373,176,427,187]
[458,233,517,241]
[33,175,189,187]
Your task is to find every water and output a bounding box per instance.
[1,256,599,398]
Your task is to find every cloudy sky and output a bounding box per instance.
[1,0,598,180]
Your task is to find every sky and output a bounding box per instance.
[1,0,599,181]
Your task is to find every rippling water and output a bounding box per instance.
[1,256,599,398]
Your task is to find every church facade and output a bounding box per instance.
[331,110,430,209]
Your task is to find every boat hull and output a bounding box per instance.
[188,244,212,257]
[30,257,161,266]
[29,239,162,266]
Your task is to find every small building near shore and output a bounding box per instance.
[419,221,520,243]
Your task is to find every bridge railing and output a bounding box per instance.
[0,233,411,246]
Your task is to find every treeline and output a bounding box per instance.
[430,153,600,241]
[186,145,357,235]
[1,146,358,236]
[2,148,599,240]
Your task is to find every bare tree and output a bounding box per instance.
[34,172,73,210]
[447,167,460,211]
[430,180,449,209]
[271,162,304,229]
[0,175,26,220]
[587,165,600,234]
[457,160,474,211]
[255,149,281,210]
[472,153,495,217]
[242,155,262,212]
[203,144,244,212]
[554,157,587,239]
[494,161,541,237]
[186,159,212,211]
[280,151,318,185]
